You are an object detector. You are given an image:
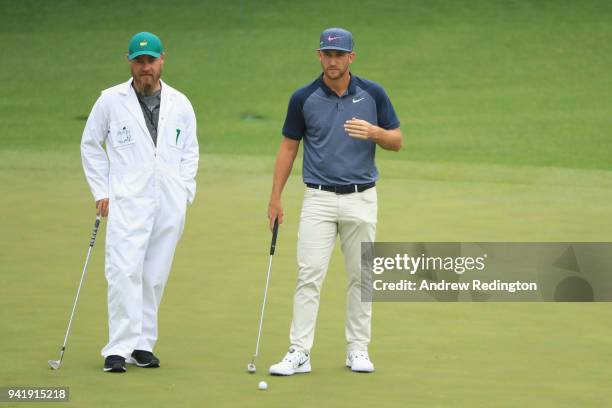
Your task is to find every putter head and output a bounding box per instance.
[247,362,256,374]
[48,360,61,370]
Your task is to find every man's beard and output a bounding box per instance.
[133,70,162,95]
[325,66,346,80]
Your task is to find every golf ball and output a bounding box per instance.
[258,381,268,391]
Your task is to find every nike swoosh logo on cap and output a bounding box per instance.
[328,36,342,41]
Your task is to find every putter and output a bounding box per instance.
[49,215,102,370]
[247,218,279,374]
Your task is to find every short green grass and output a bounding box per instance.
[1,1,612,407]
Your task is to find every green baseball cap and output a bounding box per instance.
[128,32,163,60]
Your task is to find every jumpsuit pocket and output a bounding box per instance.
[167,123,186,150]
[110,121,136,150]
[110,167,153,201]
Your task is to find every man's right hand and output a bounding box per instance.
[267,137,299,231]
[96,198,110,217]
[268,198,283,231]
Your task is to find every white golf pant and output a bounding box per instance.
[290,186,377,353]
[101,169,187,358]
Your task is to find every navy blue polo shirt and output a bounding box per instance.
[282,74,400,186]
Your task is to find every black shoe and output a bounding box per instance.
[104,355,126,373]
[129,350,160,368]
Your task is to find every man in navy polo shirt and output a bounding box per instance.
[267,27,403,375]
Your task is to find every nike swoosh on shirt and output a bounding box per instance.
[352,97,365,103]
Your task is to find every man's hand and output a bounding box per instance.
[344,118,380,141]
[268,198,283,231]
[344,117,403,151]
[268,137,300,231]
[96,198,109,217]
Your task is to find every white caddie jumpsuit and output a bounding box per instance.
[80,78,199,358]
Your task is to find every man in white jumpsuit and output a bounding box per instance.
[81,32,199,373]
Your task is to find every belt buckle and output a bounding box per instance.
[334,185,353,195]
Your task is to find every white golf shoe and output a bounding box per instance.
[269,347,311,376]
[346,350,375,373]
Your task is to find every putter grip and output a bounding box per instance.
[89,217,101,247]
[270,218,279,255]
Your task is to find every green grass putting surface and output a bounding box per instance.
[1,0,612,406]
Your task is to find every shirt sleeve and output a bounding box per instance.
[179,97,199,205]
[282,91,306,140]
[371,84,400,130]
[80,95,110,201]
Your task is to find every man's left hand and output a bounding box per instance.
[344,118,380,141]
